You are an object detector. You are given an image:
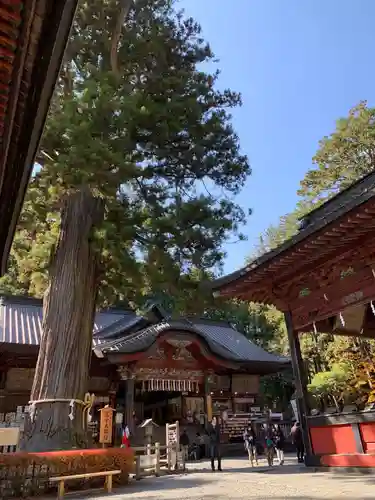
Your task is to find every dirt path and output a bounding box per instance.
[75,456,375,500]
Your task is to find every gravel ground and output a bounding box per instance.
[65,456,375,500]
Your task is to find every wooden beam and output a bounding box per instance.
[219,209,375,302]
[291,271,375,330]
[124,378,135,434]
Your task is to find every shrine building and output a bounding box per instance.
[0,295,288,444]
[211,170,375,469]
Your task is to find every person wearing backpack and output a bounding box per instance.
[274,424,285,465]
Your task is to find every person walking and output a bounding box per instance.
[206,416,222,472]
[274,424,285,465]
[262,423,275,466]
[121,423,130,448]
[196,432,205,459]
[243,424,258,466]
[291,421,304,463]
[180,429,190,461]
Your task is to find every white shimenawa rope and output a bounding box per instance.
[28,394,94,427]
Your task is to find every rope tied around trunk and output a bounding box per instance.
[28,393,95,427]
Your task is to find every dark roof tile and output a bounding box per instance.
[0,296,129,347]
[97,318,289,367]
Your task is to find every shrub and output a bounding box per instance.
[0,447,134,497]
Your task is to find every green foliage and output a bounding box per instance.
[299,101,375,204]
[204,299,292,408]
[260,371,294,408]
[308,363,350,411]
[204,300,289,355]
[251,211,303,259]
[1,0,250,311]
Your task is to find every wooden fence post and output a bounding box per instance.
[166,423,170,470]
[135,456,141,480]
[182,446,186,471]
[155,442,161,477]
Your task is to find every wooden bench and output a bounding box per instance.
[50,469,121,499]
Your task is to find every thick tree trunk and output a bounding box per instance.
[110,0,133,78]
[21,188,104,452]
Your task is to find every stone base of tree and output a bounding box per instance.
[21,401,91,452]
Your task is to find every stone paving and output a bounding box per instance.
[76,456,375,500]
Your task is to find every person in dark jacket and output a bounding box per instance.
[262,423,275,466]
[206,416,222,471]
[291,422,304,463]
[274,424,285,465]
[180,429,190,461]
[243,424,258,466]
[196,432,205,459]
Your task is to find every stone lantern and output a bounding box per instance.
[138,418,159,447]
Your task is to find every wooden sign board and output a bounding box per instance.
[6,368,35,391]
[0,427,19,447]
[99,406,115,444]
[231,374,259,394]
[212,375,230,391]
[333,303,366,334]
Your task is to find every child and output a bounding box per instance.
[121,423,130,448]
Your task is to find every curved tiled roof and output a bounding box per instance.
[0,295,289,374]
[0,0,78,274]
[95,318,289,371]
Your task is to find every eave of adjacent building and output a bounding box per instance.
[210,171,375,305]
[0,0,79,275]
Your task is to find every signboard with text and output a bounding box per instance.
[99,406,115,444]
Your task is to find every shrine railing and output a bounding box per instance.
[132,442,185,479]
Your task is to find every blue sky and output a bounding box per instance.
[180,0,375,274]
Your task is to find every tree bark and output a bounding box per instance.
[21,188,104,452]
[110,0,133,78]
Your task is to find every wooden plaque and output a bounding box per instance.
[99,406,115,444]
[206,395,213,421]
[5,368,35,391]
[231,374,259,394]
[333,304,366,334]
